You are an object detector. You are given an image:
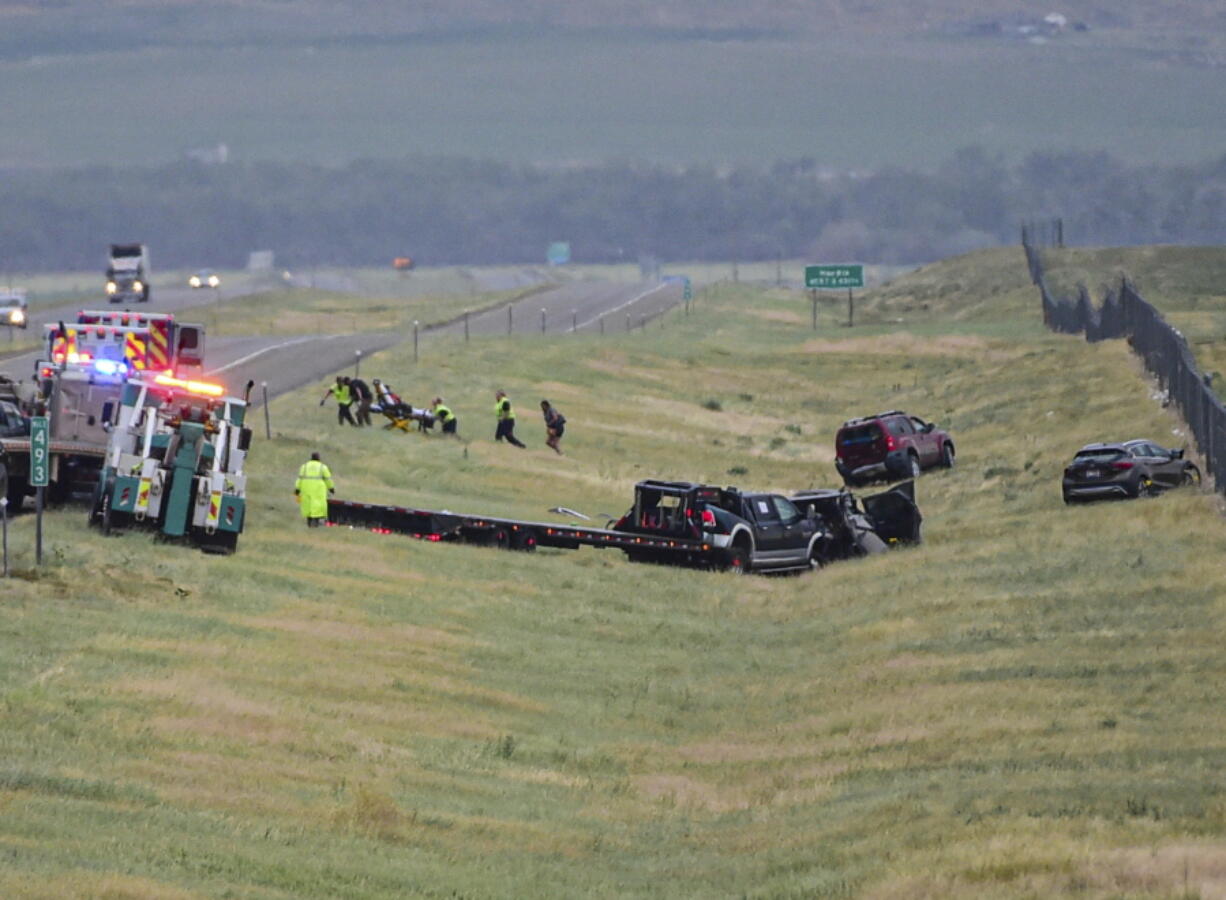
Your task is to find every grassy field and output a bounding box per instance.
[4,34,1226,170]
[1039,245,1226,390]
[2,248,1225,897]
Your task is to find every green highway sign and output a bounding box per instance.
[682,277,692,300]
[30,416,49,487]
[805,264,864,289]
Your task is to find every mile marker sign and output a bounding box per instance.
[30,416,50,488]
[805,264,864,289]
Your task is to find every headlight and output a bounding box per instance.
[105,281,118,294]
[209,276,220,287]
[189,276,201,287]
[132,280,143,292]
[10,309,24,325]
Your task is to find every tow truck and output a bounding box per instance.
[0,310,206,509]
[89,373,253,554]
[327,479,921,574]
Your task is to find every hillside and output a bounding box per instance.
[2,248,1225,897]
[2,1,1224,43]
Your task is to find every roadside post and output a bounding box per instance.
[31,414,48,565]
[683,277,692,314]
[507,305,513,335]
[261,382,271,440]
[810,289,818,330]
[413,321,419,363]
[0,463,8,577]
[354,350,361,378]
[540,308,546,334]
[804,264,864,328]
[625,313,631,332]
[464,311,470,343]
[599,316,605,335]
[572,309,577,333]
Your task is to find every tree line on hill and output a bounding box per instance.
[2,147,1225,273]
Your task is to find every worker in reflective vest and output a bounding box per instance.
[493,390,525,448]
[432,398,458,436]
[294,451,335,527]
[320,376,356,426]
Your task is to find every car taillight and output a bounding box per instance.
[1111,461,1134,470]
[701,509,716,527]
[885,434,896,450]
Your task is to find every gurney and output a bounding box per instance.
[373,402,436,433]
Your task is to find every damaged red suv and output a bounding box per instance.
[835,410,955,486]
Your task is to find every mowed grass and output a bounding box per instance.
[2,249,1226,897]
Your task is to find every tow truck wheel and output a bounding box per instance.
[100,489,114,536]
[807,544,827,571]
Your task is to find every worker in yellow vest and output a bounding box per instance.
[432,398,458,436]
[494,390,525,447]
[319,376,357,426]
[294,451,335,527]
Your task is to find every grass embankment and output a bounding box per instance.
[195,284,554,339]
[1040,245,1226,390]
[2,249,1225,898]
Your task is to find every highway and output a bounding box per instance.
[2,277,683,404]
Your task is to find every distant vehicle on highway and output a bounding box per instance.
[835,410,955,486]
[1062,439,1200,503]
[188,269,221,289]
[0,290,28,329]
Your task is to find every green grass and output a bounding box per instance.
[2,249,1225,897]
[4,34,1226,169]
[1039,245,1226,393]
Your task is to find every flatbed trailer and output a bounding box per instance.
[327,498,720,564]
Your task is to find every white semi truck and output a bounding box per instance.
[105,243,151,303]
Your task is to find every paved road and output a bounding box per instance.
[2,278,683,404]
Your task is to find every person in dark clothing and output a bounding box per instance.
[541,400,566,454]
[349,376,373,426]
[320,376,357,426]
[493,390,526,448]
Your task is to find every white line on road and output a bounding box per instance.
[574,283,670,331]
[206,336,321,375]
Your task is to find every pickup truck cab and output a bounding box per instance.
[615,480,829,573]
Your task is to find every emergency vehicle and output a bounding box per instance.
[90,373,252,554]
[1,312,207,509]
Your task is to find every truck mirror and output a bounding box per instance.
[102,401,114,424]
[237,427,253,452]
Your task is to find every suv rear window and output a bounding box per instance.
[838,424,882,446]
[1074,448,1125,463]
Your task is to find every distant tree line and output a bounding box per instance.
[3,148,1226,272]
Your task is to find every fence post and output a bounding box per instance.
[541,308,546,334]
[262,382,271,439]
[572,309,577,333]
[413,321,419,363]
[507,305,513,335]
[625,313,631,332]
[599,316,605,335]
[464,310,469,343]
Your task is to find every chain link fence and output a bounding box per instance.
[1024,238,1225,496]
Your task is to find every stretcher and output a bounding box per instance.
[373,403,436,434]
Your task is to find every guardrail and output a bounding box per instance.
[1023,238,1225,495]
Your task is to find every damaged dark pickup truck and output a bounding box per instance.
[613,479,922,573]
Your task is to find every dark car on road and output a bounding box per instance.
[835,410,955,486]
[1062,439,1200,503]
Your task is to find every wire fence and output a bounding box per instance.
[1023,238,1226,495]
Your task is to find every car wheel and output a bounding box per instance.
[1062,490,1075,505]
[908,453,922,479]
[725,541,751,575]
[807,543,827,571]
[940,443,955,468]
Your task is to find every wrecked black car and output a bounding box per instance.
[791,480,922,561]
